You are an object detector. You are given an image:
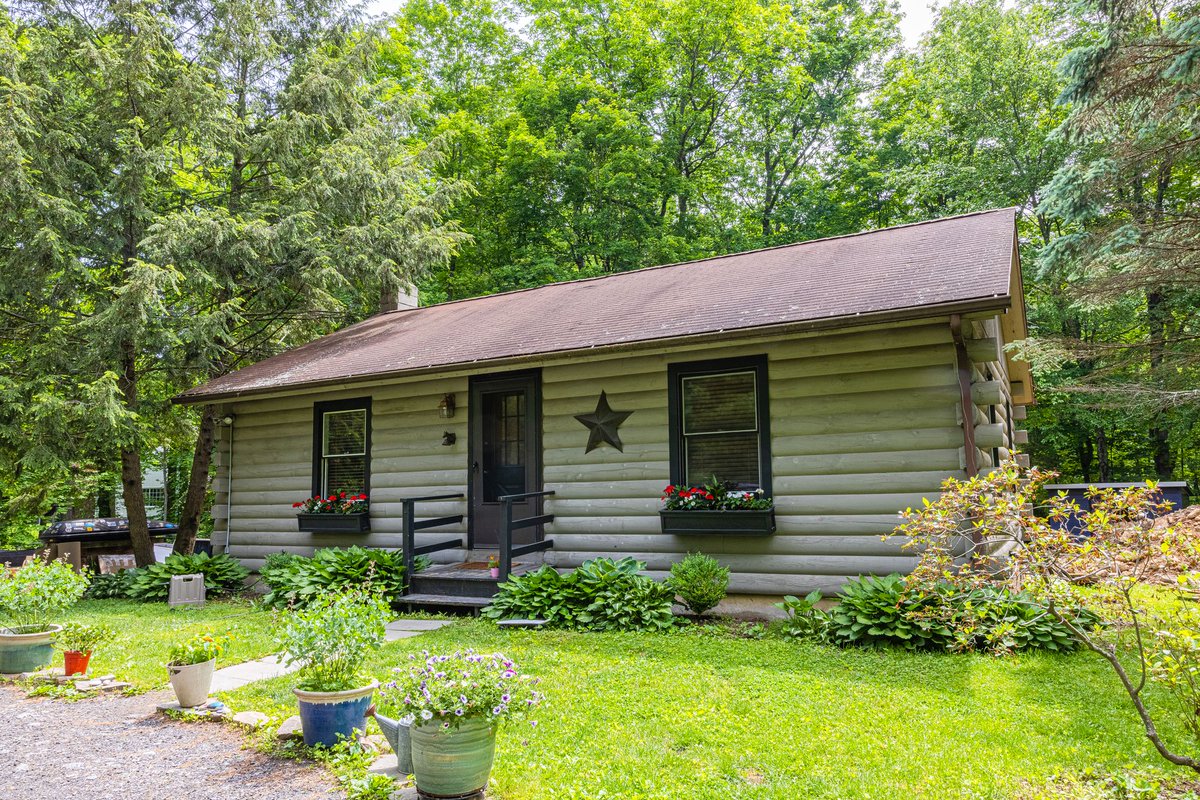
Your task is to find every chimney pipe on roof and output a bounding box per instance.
[379,280,418,314]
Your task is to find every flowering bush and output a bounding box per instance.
[380,650,543,731]
[168,630,231,666]
[661,477,771,511]
[293,492,369,514]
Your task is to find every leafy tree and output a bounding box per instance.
[0,0,464,562]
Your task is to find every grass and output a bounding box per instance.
[54,598,277,690]
[221,617,1196,800]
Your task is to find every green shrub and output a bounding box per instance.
[775,590,829,641]
[259,546,423,607]
[817,574,1092,654]
[668,553,729,616]
[275,589,388,692]
[483,557,676,632]
[124,552,250,601]
[0,558,90,631]
[86,569,138,599]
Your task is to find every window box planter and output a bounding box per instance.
[659,507,776,536]
[296,512,371,533]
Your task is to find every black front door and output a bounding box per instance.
[470,370,542,548]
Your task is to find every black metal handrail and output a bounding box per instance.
[401,493,465,591]
[497,489,555,581]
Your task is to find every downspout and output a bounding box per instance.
[223,415,235,555]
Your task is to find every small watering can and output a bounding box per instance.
[371,710,413,776]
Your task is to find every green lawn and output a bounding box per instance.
[222,618,1191,800]
[56,598,278,690]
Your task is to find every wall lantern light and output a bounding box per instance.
[438,393,456,418]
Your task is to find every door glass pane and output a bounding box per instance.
[483,390,526,502]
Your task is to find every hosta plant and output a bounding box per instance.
[260,546,426,607]
[124,552,249,601]
[381,650,543,731]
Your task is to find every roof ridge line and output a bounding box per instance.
[378,206,1018,317]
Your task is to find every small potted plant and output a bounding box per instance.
[659,476,776,536]
[292,492,371,533]
[0,558,89,674]
[57,623,115,676]
[487,554,500,579]
[167,631,230,708]
[380,650,543,797]
[276,588,388,747]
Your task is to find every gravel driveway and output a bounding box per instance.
[0,686,342,800]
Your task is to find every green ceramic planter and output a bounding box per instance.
[409,715,497,798]
[0,625,61,674]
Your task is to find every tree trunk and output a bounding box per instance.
[1079,437,1094,483]
[118,341,155,567]
[173,405,218,556]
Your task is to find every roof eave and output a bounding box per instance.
[174,294,1013,406]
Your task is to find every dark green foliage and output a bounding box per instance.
[483,557,676,632]
[259,547,424,607]
[783,575,1091,655]
[85,570,138,600]
[775,590,829,641]
[123,553,250,601]
[668,553,729,616]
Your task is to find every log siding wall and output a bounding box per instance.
[211,314,1012,596]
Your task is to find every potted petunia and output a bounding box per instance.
[58,623,115,676]
[275,588,387,747]
[0,558,89,674]
[167,631,231,708]
[659,476,776,536]
[380,650,543,798]
[293,492,371,533]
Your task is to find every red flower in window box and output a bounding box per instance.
[294,493,370,514]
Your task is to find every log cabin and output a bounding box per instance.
[176,207,1033,611]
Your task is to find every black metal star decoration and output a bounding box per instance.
[574,391,633,453]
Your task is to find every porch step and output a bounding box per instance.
[409,562,531,599]
[400,593,492,611]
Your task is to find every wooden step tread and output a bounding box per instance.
[401,593,492,608]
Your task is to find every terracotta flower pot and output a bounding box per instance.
[167,658,216,708]
[63,649,92,676]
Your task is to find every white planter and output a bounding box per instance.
[167,658,216,707]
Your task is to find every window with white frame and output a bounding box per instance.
[313,399,370,496]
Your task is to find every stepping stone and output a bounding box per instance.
[231,711,269,729]
[276,715,303,740]
[155,700,231,719]
[385,619,451,632]
[497,619,547,629]
[368,753,397,776]
[210,654,299,691]
[385,629,424,642]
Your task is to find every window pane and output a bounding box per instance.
[683,373,756,434]
[685,432,759,486]
[324,410,366,456]
[324,455,366,496]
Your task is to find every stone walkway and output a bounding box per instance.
[205,618,451,692]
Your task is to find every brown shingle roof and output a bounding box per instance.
[178,208,1018,402]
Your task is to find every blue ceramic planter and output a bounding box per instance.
[294,681,378,748]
